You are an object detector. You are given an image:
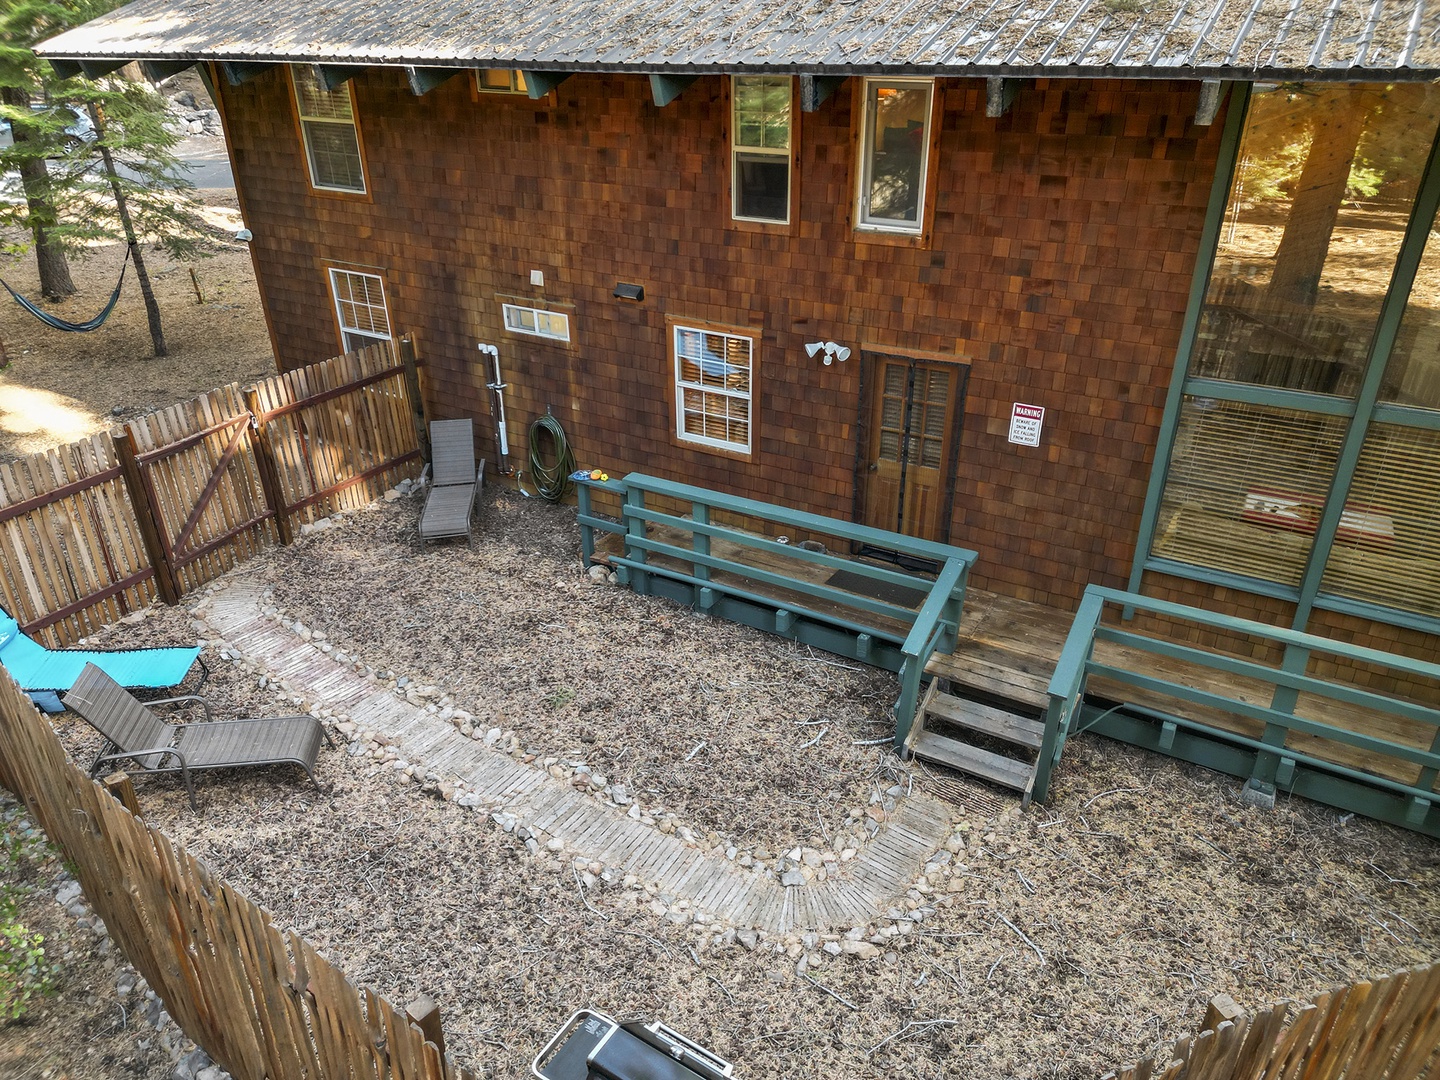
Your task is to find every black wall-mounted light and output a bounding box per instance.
[613,282,645,302]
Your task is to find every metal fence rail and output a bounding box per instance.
[578,472,978,742]
[1035,585,1440,837]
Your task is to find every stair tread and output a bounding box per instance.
[927,693,1045,750]
[911,731,1035,791]
[925,651,1049,712]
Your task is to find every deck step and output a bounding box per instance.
[925,650,1049,714]
[911,731,1035,793]
[926,692,1045,750]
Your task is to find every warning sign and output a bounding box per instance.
[1008,403,1045,447]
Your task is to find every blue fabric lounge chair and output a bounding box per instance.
[0,610,203,714]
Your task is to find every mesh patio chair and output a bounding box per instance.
[419,417,486,542]
[0,609,204,714]
[63,663,329,810]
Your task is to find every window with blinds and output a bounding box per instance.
[329,269,391,352]
[1152,397,1347,588]
[674,325,754,454]
[291,66,366,193]
[1320,425,1440,617]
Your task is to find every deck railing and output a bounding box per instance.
[1035,585,1440,837]
[577,473,977,742]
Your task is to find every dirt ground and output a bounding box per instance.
[22,491,1439,1080]
[0,188,273,464]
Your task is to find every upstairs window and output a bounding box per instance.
[477,69,529,95]
[291,66,365,193]
[673,324,754,454]
[502,302,570,341]
[329,269,391,352]
[857,78,934,233]
[732,75,791,223]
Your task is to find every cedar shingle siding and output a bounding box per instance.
[223,69,1221,607]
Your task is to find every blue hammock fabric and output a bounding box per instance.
[0,611,201,714]
[1,247,130,333]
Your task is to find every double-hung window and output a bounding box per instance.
[732,75,791,223]
[856,78,934,233]
[291,66,366,193]
[674,325,754,454]
[329,269,391,352]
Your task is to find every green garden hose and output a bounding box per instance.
[528,414,576,502]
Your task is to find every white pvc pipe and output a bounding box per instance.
[478,343,509,459]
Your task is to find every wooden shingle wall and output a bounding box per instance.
[218,70,1222,609]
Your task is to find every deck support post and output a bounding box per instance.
[775,609,795,634]
[623,486,649,595]
[692,503,711,582]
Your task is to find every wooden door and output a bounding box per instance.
[861,355,965,543]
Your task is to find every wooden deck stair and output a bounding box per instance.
[905,680,1046,805]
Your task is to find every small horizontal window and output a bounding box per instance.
[503,303,570,341]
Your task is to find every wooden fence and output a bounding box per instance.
[1104,966,1440,1080]
[0,654,475,1079]
[0,340,425,644]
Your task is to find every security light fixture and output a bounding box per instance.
[806,340,851,365]
[613,282,644,301]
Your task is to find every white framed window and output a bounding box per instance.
[673,324,754,454]
[856,78,934,233]
[291,66,366,193]
[732,75,791,223]
[502,303,570,341]
[329,269,391,352]
[478,69,529,95]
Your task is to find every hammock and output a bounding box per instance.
[1,245,131,332]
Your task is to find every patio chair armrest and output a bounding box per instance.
[420,463,431,487]
[476,459,486,487]
[94,745,186,771]
[147,694,213,722]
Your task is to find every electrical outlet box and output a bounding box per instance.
[530,269,544,287]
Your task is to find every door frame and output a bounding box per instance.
[850,347,970,556]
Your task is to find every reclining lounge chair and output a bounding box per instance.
[418,417,485,542]
[0,610,203,714]
[64,663,329,810]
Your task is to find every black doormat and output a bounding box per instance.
[825,568,930,609]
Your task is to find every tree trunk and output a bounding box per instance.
[1,86,74,300]
[89,103,167,358]
[1267,90,1374,308]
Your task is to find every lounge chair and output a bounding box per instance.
[418,418,485,542]
[0,609,204,714]
[63,663,329,810]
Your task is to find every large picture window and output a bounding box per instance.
[674,325,754,454]
[291,66,365,193]
[732,76,791,223]
[856,78,933,233]
[1142,82,1440,624]
[329,269,391,352]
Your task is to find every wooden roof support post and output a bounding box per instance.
[1195,80,1225,125]
[220,61,275,86]
[986,77,1018,117]
[649,73,696,107]
[141,59,197,82]
[406,66,461,95]
[800,74,845,112]
[115,425,181,607]
[522,71,570,99]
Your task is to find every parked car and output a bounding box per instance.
[0,103,98,149]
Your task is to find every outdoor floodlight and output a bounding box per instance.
[805,342,825,358]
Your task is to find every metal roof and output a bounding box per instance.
[36,0,1440,80]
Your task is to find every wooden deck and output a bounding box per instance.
[593,523,1438,791]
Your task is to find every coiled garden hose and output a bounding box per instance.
[528,414,576,502]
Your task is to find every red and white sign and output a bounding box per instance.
[1008,403,1045,447]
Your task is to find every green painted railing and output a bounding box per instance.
[577,472,977,742]
[1035,585,1440,838]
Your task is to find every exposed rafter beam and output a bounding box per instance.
[986,77,1018,117]
[522,71,570,99]
[220,61,275,86]
[406,66,462,96]
[800,75,845,113]
[1195,79,1226,126]
[140,59,197,82]
[649,73,696,107]
[78,58,131,79]
[314,64,366,91]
